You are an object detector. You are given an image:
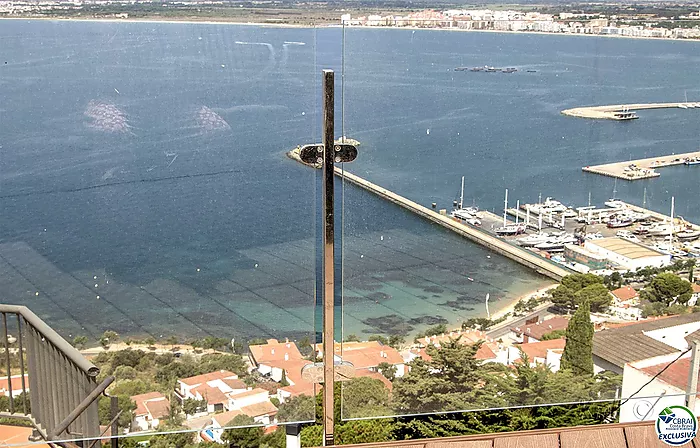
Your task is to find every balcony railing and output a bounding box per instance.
[0,304,112,444]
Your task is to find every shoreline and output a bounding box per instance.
[488,282,557,323]
[1,16,699,43]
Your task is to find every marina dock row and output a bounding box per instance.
[562,102,698,120]
[582,151,700,181]
[333,167,571,281]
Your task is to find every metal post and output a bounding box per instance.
[285,423,301,448]
[322,69,336,447]
[16,314,27,414]
[2,313,14,413]
[687,341,699,410]
[110,395,119,448]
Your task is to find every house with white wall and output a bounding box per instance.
[620,352,699,423]
[593,314,700,375]
[176,370,247,414]
[506,338,566,372]
[131,392,169,431]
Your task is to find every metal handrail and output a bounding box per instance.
[50,376,114,439]
[0,304,99,377]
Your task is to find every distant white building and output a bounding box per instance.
[584,238,671,271]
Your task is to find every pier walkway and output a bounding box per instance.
[562,102,698,120]
[335,167,571,281]
[582,151,700,181]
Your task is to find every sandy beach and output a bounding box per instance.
[1,16,698,43]
[489,283,558,323]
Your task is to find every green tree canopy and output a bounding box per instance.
[222,415,264,448]
[392,340,502,414]
[550,274,605,311]
[575,283,612,312]
[560,301,594,376]
[642,272,693,305]
[276,394,315,423]
[341,377,391,419]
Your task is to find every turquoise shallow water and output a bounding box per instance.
[0,20,698,343]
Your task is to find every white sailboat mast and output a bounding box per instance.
[516,200,520,224]
[485,293,491,319]
[460,176,465,210]
[504,189,508,228]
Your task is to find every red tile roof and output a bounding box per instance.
[222,378,247,390]
[692,283,700,293]
[611,286,639,302]
[0,374,28,395]
[131,391,167,417]
[313,421,666,448]
[228,388,269,400]
[0,425,50,448]
[249,339,304,366]
[239,401,278,418]
[517,338,566,361]
[211,409,244,427]
[639,356,697,392]
[475,343,498,360]
[354,368,393,391]
[179,370,238,387]
[143,398,170,420]
[512,317,569,341]
[193,384,229,405]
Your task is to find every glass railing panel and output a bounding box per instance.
[339,19,700,427]
[0,18,322,445]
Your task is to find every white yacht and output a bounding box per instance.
[517,232,551,247]
[526,197,568,215]
[616,230,640,243]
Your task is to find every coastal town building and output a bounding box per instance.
[0,374,28,398]
[131,392,169,431]
[313,341,407,377]
[510,316,569,344]
[175,370,246,414]
[608,286,642,320]
[620,352,699,423]
[340,9,700,40]
[584,238,671,270]
[507,338,566,371]
[248,339,316,402]
[593,314,700,374]
[414,328,505,364]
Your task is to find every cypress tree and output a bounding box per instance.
[561,300,594,376]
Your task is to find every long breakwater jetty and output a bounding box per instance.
[582,151,700,181]
[335,168,571,281]
[562,102,698,121]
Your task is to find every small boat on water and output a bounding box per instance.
[684,157,700,166]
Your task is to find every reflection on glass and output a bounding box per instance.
[0,19,321,444]
[339,20,700,425]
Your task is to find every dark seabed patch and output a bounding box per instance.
[424,286,445,294]
[407,316,448,326]
[367,292,391,301]
[362,314,414,335]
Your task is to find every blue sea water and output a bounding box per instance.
[0,20,698,343]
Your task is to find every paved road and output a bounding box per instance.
[486,302,555,339]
